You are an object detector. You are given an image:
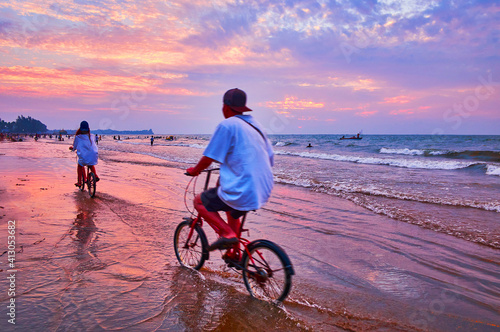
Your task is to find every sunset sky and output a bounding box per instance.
[0,0,499,134]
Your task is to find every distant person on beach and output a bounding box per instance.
[69,121,99,187]
[186,88,274,253]
[150,136,154,146]
[95,134,99,145]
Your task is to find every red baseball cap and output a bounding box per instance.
[223,88,253,113]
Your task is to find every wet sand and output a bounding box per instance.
[0,139,499,331]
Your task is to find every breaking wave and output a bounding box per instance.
[486,165,500,176]
[380,148,500,162]
[274,150,482,171]
[274,141,295,147]
[273,173,500,213]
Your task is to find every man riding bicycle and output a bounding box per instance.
[186,88,274,256]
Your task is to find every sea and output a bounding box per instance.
[101,134,500,249]
[2,134,499,330]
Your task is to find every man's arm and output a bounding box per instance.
[186,156,214,176]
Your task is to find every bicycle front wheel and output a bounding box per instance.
[174,220,208,270]
[87,172,96,198]
[242,240,294,302]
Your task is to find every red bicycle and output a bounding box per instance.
[70,147,97,198]
[77,165,97,198]
[173,169,294,302]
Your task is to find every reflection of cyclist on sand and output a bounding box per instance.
[186,88,274,256]
[70,210,98,249]
[69,121,100,187]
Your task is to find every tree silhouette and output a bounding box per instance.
[0,115,48,133]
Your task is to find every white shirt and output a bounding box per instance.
[73,134,98,166]
[203,114,274,211]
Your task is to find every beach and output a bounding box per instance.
[0,138,499,331]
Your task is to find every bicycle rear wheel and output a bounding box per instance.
[87,172,96,198]
[174,220,208,270]
[242,240,294,302]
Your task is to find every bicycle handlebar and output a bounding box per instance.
[184,168,220,177]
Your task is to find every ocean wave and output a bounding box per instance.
[342,197,500,249]
[443,150,500,162]
[273,174,317,188]
[486,165,500,176]
[275,150,478,171]
[164,142,207,149]
[103,148,196,165]
[116,141,149,146]
[274,141,295,147]
[380,147,425,155]
[114,140,207,149]
[273,174,500,213]
[139,151,196,164]
[380,147,500,162]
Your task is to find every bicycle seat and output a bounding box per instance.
[230,210,247,219]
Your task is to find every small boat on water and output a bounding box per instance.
[340,134,362,140]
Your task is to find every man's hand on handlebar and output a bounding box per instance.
[185,167,199,176]
[185,156,214,177]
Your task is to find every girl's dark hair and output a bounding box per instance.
[75,128,91,140]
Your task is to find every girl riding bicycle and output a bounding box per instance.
[69,121,100,187]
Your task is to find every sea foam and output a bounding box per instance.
[380,147,425,155]
[486,165,500,176]
[274,150,476,171]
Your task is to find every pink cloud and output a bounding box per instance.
[262,96,324,110]
[355,110,378,117]
[0,65,204,97]
[380,95,413,104]
[390,109,415,115]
